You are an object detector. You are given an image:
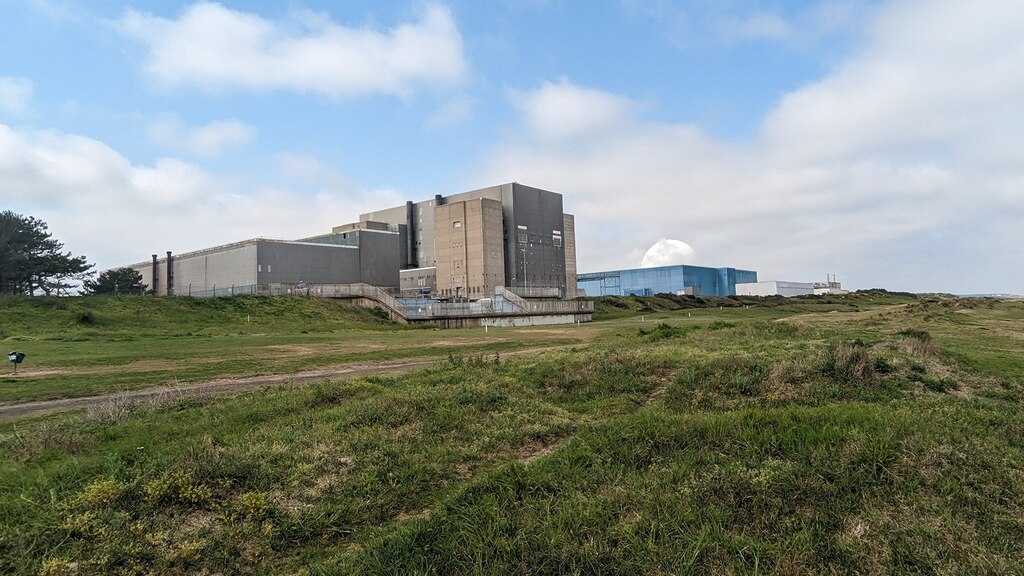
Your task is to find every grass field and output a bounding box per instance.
[1,293,1022,574]
[0,295,589,403]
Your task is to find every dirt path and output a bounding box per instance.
[0,347,560,421]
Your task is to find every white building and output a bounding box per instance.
[736,281,815,297]
[737,278,848,297]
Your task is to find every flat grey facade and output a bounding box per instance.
[131,230,400,297]
[361,182,576,297]
[122,182,576,300]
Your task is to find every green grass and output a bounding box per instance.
[0,295,587,402]
[1,295,1022,574]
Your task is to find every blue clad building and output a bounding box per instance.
[577,265,757,297]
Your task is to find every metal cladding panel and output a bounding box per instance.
[576,264,758,297]
[737,281,813,297]
[169,244,258,295]
[295,232,361,247]
[359,204,408,227]
[507,183,566,292]
[684,267,720,296]
[357,230,401,288]
[443,184,504,204]
[563,214,577,297]
[257,241,361,285]
[621,267,685,295]
[736,269,758,284]
[131,263,156,295]
[400,267,437,293]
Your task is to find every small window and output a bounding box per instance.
[267,265,272,272]
[258,264,262,272]
[553,237,562,247]
[518,233,528,243]
[453,221,462,228]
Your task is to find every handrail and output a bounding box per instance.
[177,282,592,320]
[494,286,528,311]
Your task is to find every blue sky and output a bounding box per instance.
[2,0,1022,293]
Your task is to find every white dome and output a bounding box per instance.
[641,238,696,268]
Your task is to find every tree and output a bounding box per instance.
[82,267,147,295]
[0,211,93,295]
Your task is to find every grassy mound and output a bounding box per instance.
[1,299,1022,574]
[0,294,391,341]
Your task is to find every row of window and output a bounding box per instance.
[517,233,563,247]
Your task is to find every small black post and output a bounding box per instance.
[8,351,25,374]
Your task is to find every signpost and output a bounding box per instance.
[8,351,25,374]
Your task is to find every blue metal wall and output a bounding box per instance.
[577,265,758,297]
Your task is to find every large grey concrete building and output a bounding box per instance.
[127,182,576,300]
[363,182,577,298]
[131,229,401,297]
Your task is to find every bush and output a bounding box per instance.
[898,328,932,342]
[666,356,772,410]
[638,322,687,341]
[74,310,98,325]
[707,320,736,331]
[907,369,959,393]
[819,342,877,386]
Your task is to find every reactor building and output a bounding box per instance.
[128,183,577,300]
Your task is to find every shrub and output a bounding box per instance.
[75,310,98,325]
[706,320,736,331]
[819,342,878,386]
[74,479,127,507]
[897,329,940,356]
[873,356,895,374]
[907,370,959,393]
[666,356,771,410]
[143,471,212,507]
[638,323,687,341]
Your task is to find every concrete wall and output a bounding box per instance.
[434,198,505,298]
[362,182,574,298]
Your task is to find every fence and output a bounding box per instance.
[177,283,593,321]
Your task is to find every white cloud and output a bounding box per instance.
[0,77,33,116]
[120,2,467,98]
[0,123,402,272]
[510,79,639,142]
[622,0,866,50]
[146,115,257,157]
[425,95,476,129]
[476,0,1024,294]
[715,12,792,42]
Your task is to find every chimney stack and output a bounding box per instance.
[166,251,174,296]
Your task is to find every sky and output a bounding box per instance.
[1,0,1022,294]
